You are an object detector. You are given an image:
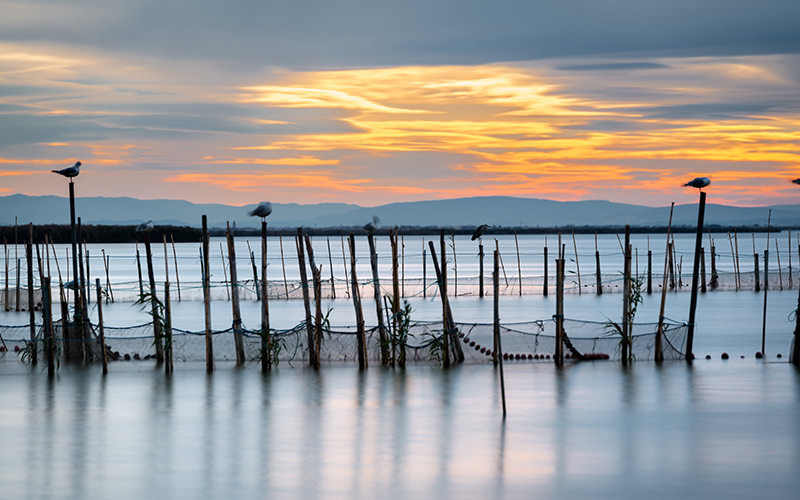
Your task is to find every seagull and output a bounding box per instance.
[51,161,81,178]
[363,216,380,234]
[248,201,273,219]
[471,224,489,241]
[791,179,800,185]
[136,220,154,233]
[683,177,710,189]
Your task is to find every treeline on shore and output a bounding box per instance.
[0,223,775,244]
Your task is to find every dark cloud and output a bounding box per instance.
[556,62,669,71]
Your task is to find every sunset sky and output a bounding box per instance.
[1,0,799,207]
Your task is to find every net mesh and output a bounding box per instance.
[0,316,688,365]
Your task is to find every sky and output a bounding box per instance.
[1,0,799,207]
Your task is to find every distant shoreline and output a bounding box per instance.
[0,223,776,244]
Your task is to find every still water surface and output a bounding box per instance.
[1,361,799,499]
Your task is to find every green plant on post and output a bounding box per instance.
[604,275,644,357]
[387,298,413,367]
[134,291,167,355]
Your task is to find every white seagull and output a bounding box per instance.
[684,177,710,189]
[471,224,489,241]
[363,216,380,234]
[51,161,81,178]
[248,201,273,219]
[136,220,154,233]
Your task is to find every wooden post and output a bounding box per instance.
[340,233,350,299]
[85,248,90,305]
[247,241,260,300]
[449,232,456,297]
[572,230,581,294]
[26,232,37,365]
[654,201,674,364]
[429,241,451,367]
[3,237,8,311]
[16,256,20,311]
[402,233,406,298]
[226,222,245,366]
[304,234,319,305]
[326,237,336,299]
[440,231,451,365]
[15,220,20,311]
[754,253,761,292]
[685,191,707,361]
[497,240,509,287]
[136,244,144,297]
[95,279,108,375]
[367,232,389,365]
[312,266,322,369]
[710,243,718,289]
[202,216,213,373]
[514,230,522,296]
[219,242,229,301]
[43,277,54,377]
[348,233,367,370]
[555,258,564,367]
[171,235,181,302]
[279,235,289,299]
[102,249,114,303]
[162,234,170,299]
[478,240,484,298]
[296,228,315,365]
[261,221,271,372]
[595,232,603,295]
[700,247,707,293]
[144,237,163,364]
[422,238,427,298]
[728,233,737,290]
[543,244,549,296]
[59,284,72,361]
[164,281,173,374]
[762,250,769,355]
[776,239,783,291]
[494,249,507,417]
[668,238,676,291]
[622,225,631,365]
[390,229,401,365]
[788,231,793,290]
[734,230,741,288]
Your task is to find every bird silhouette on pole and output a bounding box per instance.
[684,177,710,190]
[363,216,380,234]
[472,224,489,241]
[136,220,154,233]
[791,178,800,185]
[248,201,273,220]
[51,161,81,178]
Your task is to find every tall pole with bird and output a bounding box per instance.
[684,176,710,361]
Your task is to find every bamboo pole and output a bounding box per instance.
[261,220,271,372]
[102,249,114,303]
[219,242,230,301]
[428,241,451,367]
[136,243,144,297]
[14,218,19,311]
[95,279,108,375]
[543,241,548,297]
[622,226,631,365]
[700,248,707,293]
[247,241,260,301]
[279,235,289,299]
[348,233,367,370]
[304,234,320,305]
[162,234,169,297]
[571,230,581,294]
[754,253,761,292]
[312,265,322,369]
[390,229,401,365]
[367,232,388,365]
[59,284,69,361]
[479,240,484,298]
[171,235,181,301]
[514,230,522,296]
[164,281,173,374]
[144,237,163,364]
[226,222,245,366]
[43,277,54,377]
[728,233,737,290]
[734,230,741,288]
[595,232,603,295]
[296,229,315,365]
[685,191,707,361]
[788,231,793,290]
[402,233,406,298]
[776,238,783,290]
[440,232,452,364]
[326,237,336,299]
[555,258,564,367]
[202,216,213,373]
[655,202,675,363]
[340,233,350,299]
[423,238,427,298]
[85,247,90,305]
[762,250,769,355]
[450,232,456,297]
[3,237,8,311]
[494,249,507,418]
[26,231,37,364]
[15,256,20,312]
[497,240,508,287]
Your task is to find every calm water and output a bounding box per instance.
[1,361,799,499]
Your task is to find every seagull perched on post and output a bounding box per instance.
[248,201,273,219]
[363,216,380,234]
[683,177,710,189]
[791,178,800,185]
[471,224,489,241]
[136,220,154,233]
[51,161,81,178]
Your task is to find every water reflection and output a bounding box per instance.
[2,362,799,499]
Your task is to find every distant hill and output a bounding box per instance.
[0,194,796,229]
